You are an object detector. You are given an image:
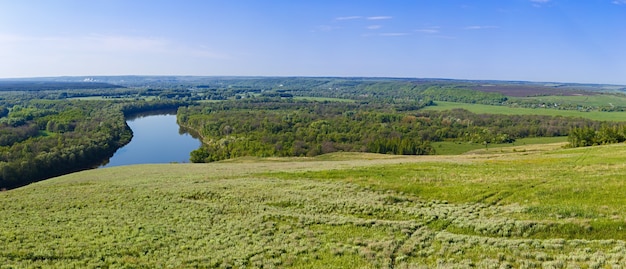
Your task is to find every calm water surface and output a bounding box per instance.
[101,114,201,168]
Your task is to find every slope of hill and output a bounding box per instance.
[2,144,626,268]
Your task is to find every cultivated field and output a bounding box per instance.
[515,94,626,108]
[470,84,594,97]
[424,101,626,122]
[2,144,626,268]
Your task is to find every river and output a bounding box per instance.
[100,113,201,168]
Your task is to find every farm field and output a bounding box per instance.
[513,94,626,108]
[424,101,626,122]
[2,144,626,267]
[468,84,598,97]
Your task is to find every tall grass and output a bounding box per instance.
[2,145,626,267]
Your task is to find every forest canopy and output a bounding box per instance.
[177,98,605,163]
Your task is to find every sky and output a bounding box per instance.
[1,0,625,84]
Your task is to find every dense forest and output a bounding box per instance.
[0,100,131,189]
[0,98,186,189]
[568,125,626,147]
[177,98,605,163]
[1,76,625,188]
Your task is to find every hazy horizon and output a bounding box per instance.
[1,75,625,87]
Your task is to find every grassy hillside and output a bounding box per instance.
[2,145,626,268]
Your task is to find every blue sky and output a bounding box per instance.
[1,0,625,84]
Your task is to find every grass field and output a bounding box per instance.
[3,144,626,267]
[432,137,568,155]
[424,101,626,122]
[514,94,626,108]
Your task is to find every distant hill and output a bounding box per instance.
[1,75,624,93]
[0,81,122,91]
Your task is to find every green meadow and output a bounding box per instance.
[515,94,626,108]
[431,136,568,155]
[424,101,626,122]
[3,144,626,268]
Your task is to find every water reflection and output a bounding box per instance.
[100,113,201,168]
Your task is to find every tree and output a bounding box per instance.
[0,106,8,118]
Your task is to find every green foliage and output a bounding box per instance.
[179,98,610,162]
[0,106,8,118]
[0,100,133,189]
[568,124,626,147]
[0,122,39,146]
[368,137,434,155]
[179,99,436,162]
[420,86,508,105]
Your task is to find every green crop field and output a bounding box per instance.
[424,101,626,122]
[3,144,626,268]
[514,94,626,108]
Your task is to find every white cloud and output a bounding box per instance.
[464,25,499,30]
[367,25,382,30]
[335,16,362,21]
[415,27,440,34]
[362,32,409,37]
[367,16,392,20]
[613,0,626,4]
[530,0,551,7]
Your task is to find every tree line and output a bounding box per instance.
[177,99,603,163]
[568,125,626,147]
